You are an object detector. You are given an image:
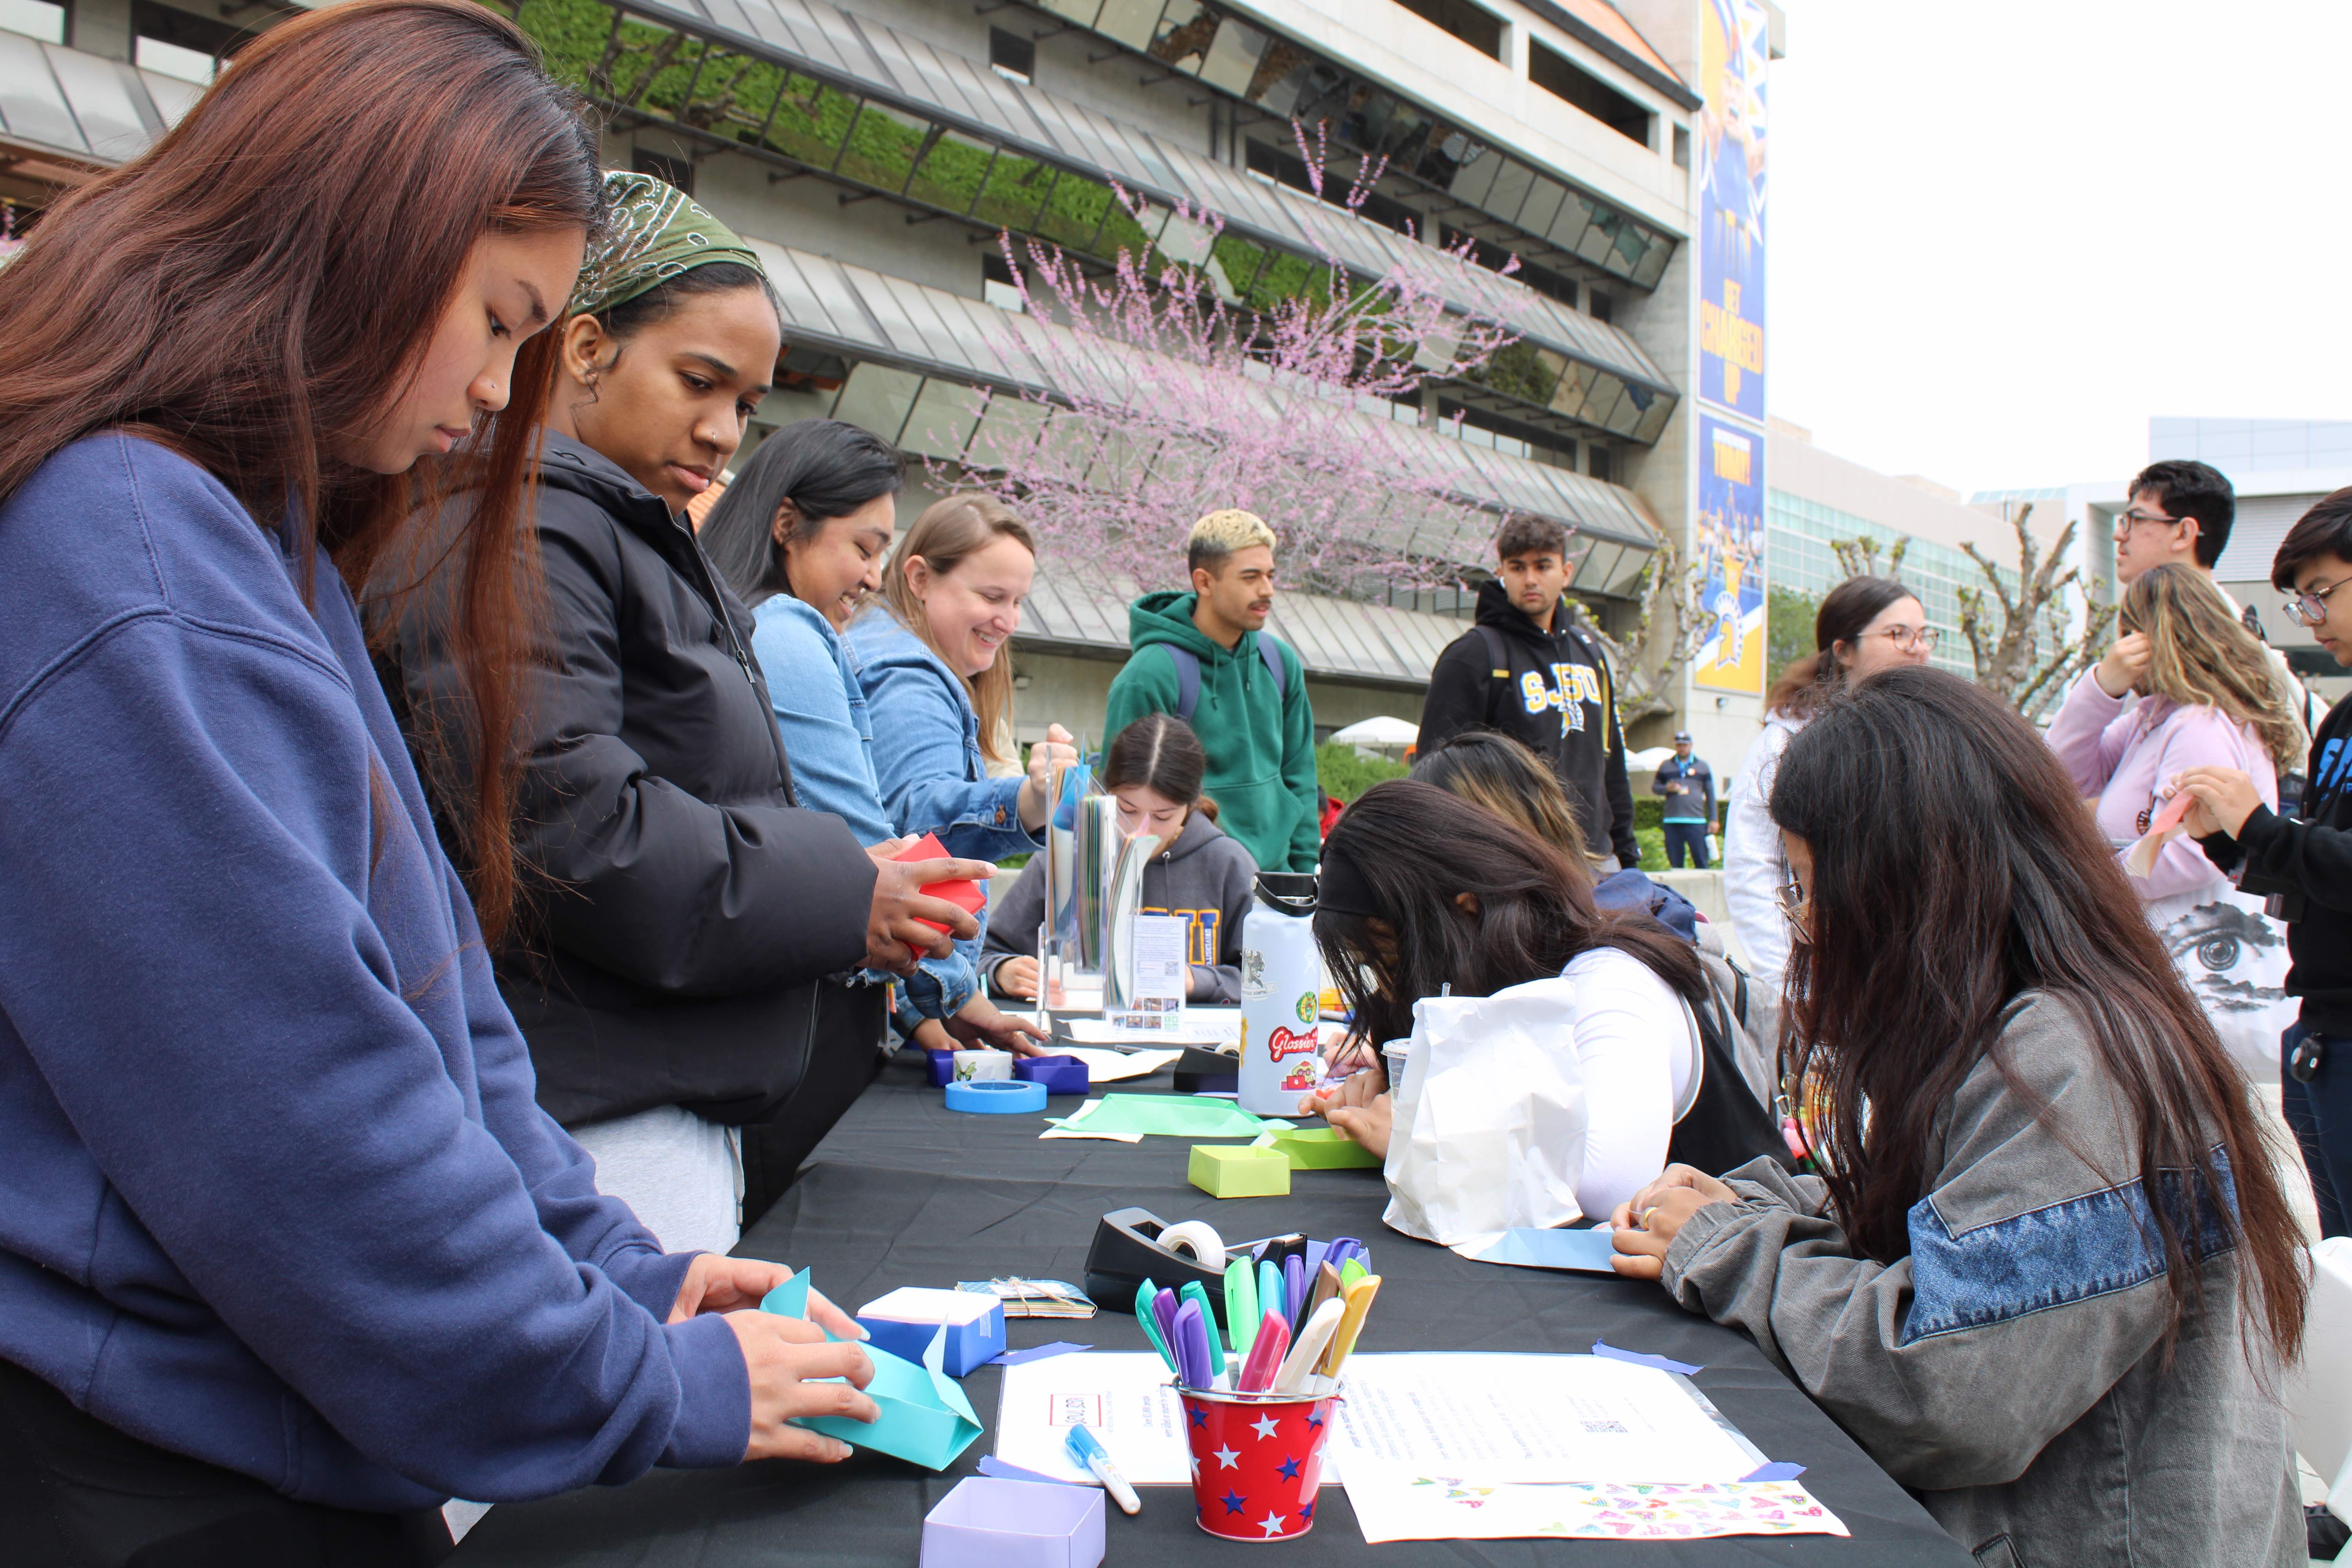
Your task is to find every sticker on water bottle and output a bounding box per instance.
[1240,948,1267,998]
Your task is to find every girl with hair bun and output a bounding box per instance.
[983,712,1257,1004]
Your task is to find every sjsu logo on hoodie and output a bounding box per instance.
[1518,662,1602,733]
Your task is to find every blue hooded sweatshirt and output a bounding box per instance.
[0,435,749,1510]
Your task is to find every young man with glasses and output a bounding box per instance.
[2112,459,2316,751]
[2177,488,2352,1238]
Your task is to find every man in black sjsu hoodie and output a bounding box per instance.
[1418,517,1639,868]
[2184,488,2352,1238]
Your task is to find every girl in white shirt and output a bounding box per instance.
[1302,779,1780,1217]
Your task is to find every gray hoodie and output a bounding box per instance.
[984,811,1257,1004]
[1662,994,2298,1568]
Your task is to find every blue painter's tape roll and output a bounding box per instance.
[944,1079,1047,1114]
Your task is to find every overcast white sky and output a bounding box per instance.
[1768,0,2352,496]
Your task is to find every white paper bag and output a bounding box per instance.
[1381,978,1591,1245]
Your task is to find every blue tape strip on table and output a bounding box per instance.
[1592,1339,1705,1376]
[1740,1461,1808,1482]
[944,1079,1047,1114]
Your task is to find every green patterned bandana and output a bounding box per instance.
[567,170,764,318]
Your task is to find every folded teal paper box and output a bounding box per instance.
[855,1287,1007,1378]
[760,1273,984,1470]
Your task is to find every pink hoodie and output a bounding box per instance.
[2044,670,2278,901]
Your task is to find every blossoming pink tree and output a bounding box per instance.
[940,138,1531,597]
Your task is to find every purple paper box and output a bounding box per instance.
[921,1477,1104,1568]
[1013,1054,1089,1095]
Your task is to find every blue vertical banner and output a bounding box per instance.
[1697,0,1767,419]
[1692,416,1765,694]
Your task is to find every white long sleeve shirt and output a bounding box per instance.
[1555,947,1694,1219]
[1721,712,1804,998]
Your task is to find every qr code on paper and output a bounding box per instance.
[1049,1394,1103,1428]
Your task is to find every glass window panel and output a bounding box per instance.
[0,31,81,150]
[1476,341,1562,408]
[1575,209,1621,267]
[831,364,923,445]
[671,43,791,145]
[1542,191,1592,252]
[1583,377,1631,435]
[1632,228,1673,289]
[901,378,988,459]
[1605,546,1654,596]
[834,99,931,194]
[1481,157,1534,227]
[1196,16,1268,96]
[906,126,996,214]
[1517,177,1566,240]
[1094,0,1163,50]
[1035,172,1114,251]
[1446,143,1500,210]
[1631,386,1674,444]
[758,73,859,171]
[1038,0,1105,22]
[1148,1,1212,73]
[1548,358,1601,423]
[1210,232,1272,303]
[972,149,1058,232]
[965,391,1051,469]
[1575,541,1623,589]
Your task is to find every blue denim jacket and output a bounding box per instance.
[749,596,980,1027]
[842,607,1038,862]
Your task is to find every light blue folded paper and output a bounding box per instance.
[760,1272,984,1471]
[1456,1226,1621,1273]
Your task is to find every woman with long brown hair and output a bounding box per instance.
[1610,669,2306,1567]
[0,5,873,1561]
[845,494,1077,858]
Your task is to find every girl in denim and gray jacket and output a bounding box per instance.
[1611,668,2307,1568]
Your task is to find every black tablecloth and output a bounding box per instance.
[452,1051,1969,1566]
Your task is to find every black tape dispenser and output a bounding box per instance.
[1085,1210,1353,1329]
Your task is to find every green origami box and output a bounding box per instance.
[760,1272,982,1471]
[1188,1142,1292,1198]
[1263,1127,1384,1170]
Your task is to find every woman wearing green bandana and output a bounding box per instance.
[381,174,991,1256]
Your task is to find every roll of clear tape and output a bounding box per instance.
[1157,1220,1226,1272]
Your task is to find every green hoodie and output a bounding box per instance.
[1102,591,1320,873]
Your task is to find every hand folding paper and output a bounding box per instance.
[762,1272,983,1470]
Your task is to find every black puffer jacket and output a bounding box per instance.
[378,435,880,1214]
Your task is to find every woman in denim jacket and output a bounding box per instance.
[703,423,1046,1057]
[842,495,1076,862]
[1611,670,2308,1568]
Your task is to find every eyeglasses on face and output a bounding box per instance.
[1858,624,1941,650]
[2114,507,2182,535]
[2283,576,2350,627]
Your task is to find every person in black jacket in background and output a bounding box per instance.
[2180,487,2352,1239]
[380,174,988,1252]
[1417,517,1639,869]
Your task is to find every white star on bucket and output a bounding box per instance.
[1250,1414,1281,1441]
[1258,1511,1289,1537]
[1213,1445,1241,1469]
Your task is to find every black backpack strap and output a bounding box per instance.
[1159,644,1202,725]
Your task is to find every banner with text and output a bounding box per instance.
[1693,416,1765,694]
[1698,0,1767,419]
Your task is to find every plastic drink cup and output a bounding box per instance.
[1176,1381,1340,1542]
[1378,1037,1414,1102]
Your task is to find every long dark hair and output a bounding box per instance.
[0,0,602,945]
[703,417,904,608]
[1764,575,1915,719]
[1316,779,1700,1047]
[1769,668,2304,1356]
[1412,730,1589,862]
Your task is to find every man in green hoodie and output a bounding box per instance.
[1102,510,1321,872]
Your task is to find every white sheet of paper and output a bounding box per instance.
[993,1352,1198,1485]
[1341,1469,1849,1545]
[1065,1008,1241,1045]
[1058,1047,1183,1083]
[1328,1354,1764,1485]
[857,1287,999,1325]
